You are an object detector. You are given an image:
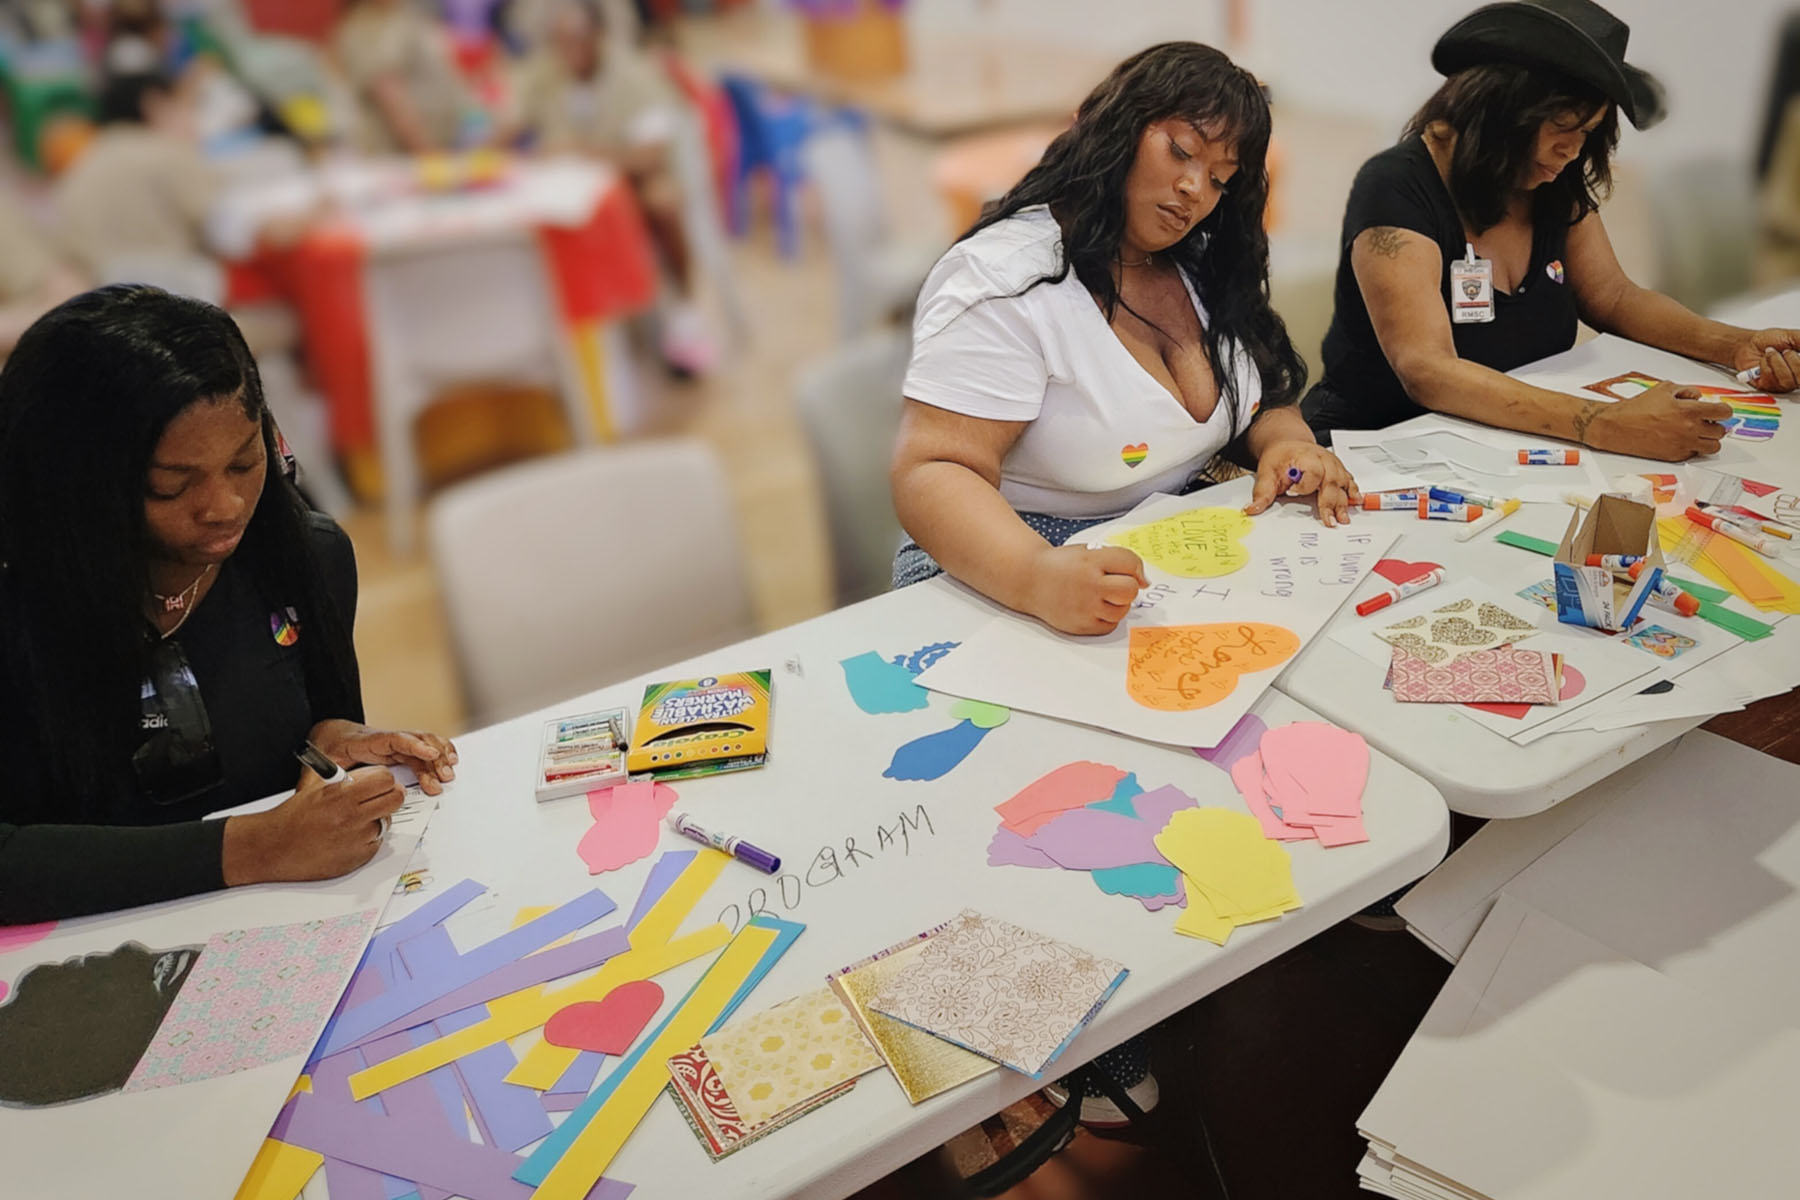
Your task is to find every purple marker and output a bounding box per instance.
[1285,466,1304,485]
[667,811,781,875]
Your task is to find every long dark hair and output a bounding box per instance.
[960,42,1305,439]
[1406,61,1619,233]
[0,285,357,820]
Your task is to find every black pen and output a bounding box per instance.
[296,739,350,785]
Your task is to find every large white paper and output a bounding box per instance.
[0,803,427,1200]
[913,490,1396,748]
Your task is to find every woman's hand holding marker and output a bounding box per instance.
[1244,441,1362,527]
[1029,544,1148,636]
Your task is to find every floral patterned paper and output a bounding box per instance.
[867,910,1127,1079]
[123,911,376,1092]
[698,986,884,1126]
[1388,645,1559,704]
[1376,595,1541,665]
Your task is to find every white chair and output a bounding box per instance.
[794,328,911,607]
[362,233,595,552]
[802,125,941,338]
[427,440,757,725]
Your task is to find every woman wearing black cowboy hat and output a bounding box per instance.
[1299,0,1800,461]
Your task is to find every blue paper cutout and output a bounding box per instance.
[1086,772,1146,816]
[882,720,991,781]
[890,641,960,675]
[1090,862,1182,900]
[841,651,931,714]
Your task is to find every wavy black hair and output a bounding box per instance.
[0,285,358,821]
[1407,61,1620,233]
[959,41,1305,443]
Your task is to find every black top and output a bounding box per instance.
[0,513,362,923]
[1303,136,1582,435]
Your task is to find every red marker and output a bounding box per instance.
[1685,506,1781,557]
[1356,568,1445,616]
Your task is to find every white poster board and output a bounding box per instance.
[1332,419,1605,504]
[914,491,1396,748]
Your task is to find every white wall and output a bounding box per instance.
[907,0,1797,169]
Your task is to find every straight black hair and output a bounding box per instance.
[1406,61,1620,233]
[960,41,1306,442]
[0,285,358,821]
[97,71,174,126]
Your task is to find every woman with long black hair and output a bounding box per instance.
[890,41,1359,637]
[0,285,457,924]
[1301,0,1800,459]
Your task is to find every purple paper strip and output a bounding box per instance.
[366,879,488,964]
[454,1038,554,1153]
[365,1029,458,1200]
[541,1091,589,1113]
[547,1051,604,1100]
[289,1053,407,1200]
[987,827,1058,868]
[626,850,694,931]
[276,1092,636,1200]
[351,926,632,1048]
[1194,712,1268,771]
[318,890,616,1056]
[341,953,388,1010]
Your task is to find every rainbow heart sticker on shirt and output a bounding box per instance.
[1120,443,1149,469]
[270,607,300,647]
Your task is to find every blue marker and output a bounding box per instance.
[1427,485,1501,508]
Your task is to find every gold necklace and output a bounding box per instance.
[1118,252,1155,268]
[151,563,214,614]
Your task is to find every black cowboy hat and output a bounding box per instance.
[1433,0,1667,129]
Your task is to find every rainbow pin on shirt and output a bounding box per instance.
[270,607,300,647]
[1120,442,1149,469]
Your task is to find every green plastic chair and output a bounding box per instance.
[0,63,93,168]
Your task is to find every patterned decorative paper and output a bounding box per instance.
[1375,596,1540,665]
[1622,624,1698,660]
[665,1044,855,1160]
[1126,623,1302,712]
[1106,506,1254,577]
[698,986,883,1126]
[868,910,1127,1079]
[1388,645,1560,704]
[124,911,375,1092]
[829,937,997,1105]
[1517,580,1559,611]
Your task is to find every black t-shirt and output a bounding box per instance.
[0,513,363,922]
[1304,136,1581,435]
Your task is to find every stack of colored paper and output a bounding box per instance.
[1227,721,1370,847]
[864,910,1128,1080]
[1154,808,1302,945]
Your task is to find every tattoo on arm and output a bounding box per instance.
[1570,399,1604,443]
[1365,226,1410,259]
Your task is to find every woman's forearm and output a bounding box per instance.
[1243,403,1317,460]
[1401,355,1609,443]
[893,460,1052,615]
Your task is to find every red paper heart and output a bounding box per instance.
[543,979,664,1054]
[1373,558,1443,585]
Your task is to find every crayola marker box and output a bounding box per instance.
[1553,493,1663,632]
[626,670,772,780]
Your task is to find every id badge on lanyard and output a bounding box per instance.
[1450,241,1495,324]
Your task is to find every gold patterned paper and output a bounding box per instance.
[698,987,884,1126]
[830,940,997,1105]
[1375,595,1541,665]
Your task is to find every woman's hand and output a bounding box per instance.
[310,718,458,795]
[1245,441,1361,527]
[221,765,405,885]
[1025,545,1147,636]
[1584,382,1732,460]
[1729,328,1800,393]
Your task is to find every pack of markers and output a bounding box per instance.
[535,708,630,802]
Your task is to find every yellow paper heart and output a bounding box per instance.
[1107,506,1253,578]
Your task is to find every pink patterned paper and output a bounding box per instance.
[1389,645,1558,704]
[124,910,376,1092]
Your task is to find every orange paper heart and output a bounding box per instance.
[1126,623,1301,711]
[542,979,664,1054]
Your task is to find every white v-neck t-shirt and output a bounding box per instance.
[903,205,1264,520]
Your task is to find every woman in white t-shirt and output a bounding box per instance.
[892,42,1361,635]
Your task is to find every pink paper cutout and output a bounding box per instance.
[995,761,1128,836]
[1231,750,1314,841]
[1373,557,1444,585]
[543,979,664,1054]
[987,827,1059,868]
[577,781,679,874]
[1259,723,1368,820]
[0,921,55,953]
[1311,818,1370,848]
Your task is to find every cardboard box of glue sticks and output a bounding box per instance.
[1552,493,1663,632]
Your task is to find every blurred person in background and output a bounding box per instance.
[510,0,716,374]
[52,71,314,281]
[891,43,1356,641]
[0,188,88,357]
[334,0,483,154]
[0,285,458,925]
[1754,11,1800,286]
[1301,0,1800,462]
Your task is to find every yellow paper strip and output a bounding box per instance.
[232,1140,323,1200]
[629,849,729,950]
[352,923,727,1099]
[529,924,779,1200]
[509,1026,580,1091]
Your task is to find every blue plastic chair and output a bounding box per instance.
[719,73,817,259]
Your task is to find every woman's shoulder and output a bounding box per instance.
[1352,137,1438,195]
[914,208,1065,340]
[303,510,356,579]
